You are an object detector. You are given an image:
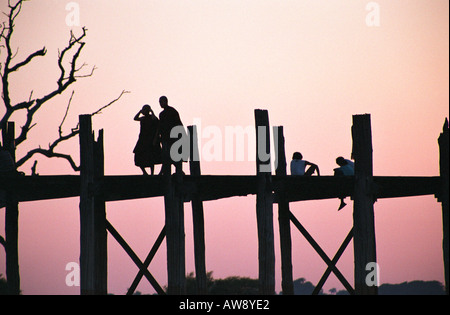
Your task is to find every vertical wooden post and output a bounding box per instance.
[163,140,186,295]
[93,129,107,294]
[2,122,20,295]
[254,109,275,295]
[352,114,378,295]
[274,126,294,295]
[79,115,107,295]
[188,125,207,294]
[438,118,449,295]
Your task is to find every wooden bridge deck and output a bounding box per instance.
[1,112,447,295]
[1,174,442,204]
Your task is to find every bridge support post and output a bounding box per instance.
[255,109,275,295]
[352,114,378,295]
[79,115,107,295]
[438,118,449,294]
[188,125,207,294]
[164,173,186,295]
[2,122,20,295]
[274,126,294,295]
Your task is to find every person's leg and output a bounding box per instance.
[150,164,155,176]
[174,161,183,174]
[140,167,148,175]
[305,165,319,176]
[338,198,347,211]
[161,142,171,176]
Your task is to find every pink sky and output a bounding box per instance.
[1,0,449,294]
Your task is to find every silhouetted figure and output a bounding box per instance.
[290,152,320,176]
[158,96,184,175]
[133,105,162,175]
[334,156,355,210]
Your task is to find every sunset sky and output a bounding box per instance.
[1,0,448,294]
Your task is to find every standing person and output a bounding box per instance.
[158,96,184,175]
[133,104,162,175]
[290,152,320,176]
[334,156,355,210]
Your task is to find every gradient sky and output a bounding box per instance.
[0,0,449,294]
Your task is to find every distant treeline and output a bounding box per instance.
[0,273,445,295]
[182,272,446,295]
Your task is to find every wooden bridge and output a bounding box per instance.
[1,110,448,295]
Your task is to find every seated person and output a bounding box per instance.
[334,156,354,211]
[334,156,354,176]
[290,152,320,176]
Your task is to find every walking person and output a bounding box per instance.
[158,96,185,175]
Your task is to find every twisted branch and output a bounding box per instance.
[1,1,129,174]
[15,90,130,172]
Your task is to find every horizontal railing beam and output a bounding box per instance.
[1,175,442,204]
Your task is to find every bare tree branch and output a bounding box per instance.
[59,90,75,137]
[9,47,46,72]
[13,27,90,146]
[17,147,80,172]
[15,90,130,172]
[1,1,130,174]
[1,0,26,113]
[90,89,130,116]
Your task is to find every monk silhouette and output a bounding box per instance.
[158,96,184,175]
[133,104,162,175]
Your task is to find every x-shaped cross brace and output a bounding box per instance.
[289,212,355,295]
[105,220,166,295]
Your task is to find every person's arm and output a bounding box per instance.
[313,164,320,176]
[134,110,143,121]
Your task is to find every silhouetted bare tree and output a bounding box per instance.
[0,0,129,173]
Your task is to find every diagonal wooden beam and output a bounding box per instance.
[312,228,354,295]
[289,211,354,293]
[105,220,165,295]
[127,226,166,295]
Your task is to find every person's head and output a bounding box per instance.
[336,156,347,166]
[292,152,303,160]
[142,104,151,115]
[159,96,168,108]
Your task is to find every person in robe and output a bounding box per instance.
[158,96,185,175]
[133,104,162,175]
